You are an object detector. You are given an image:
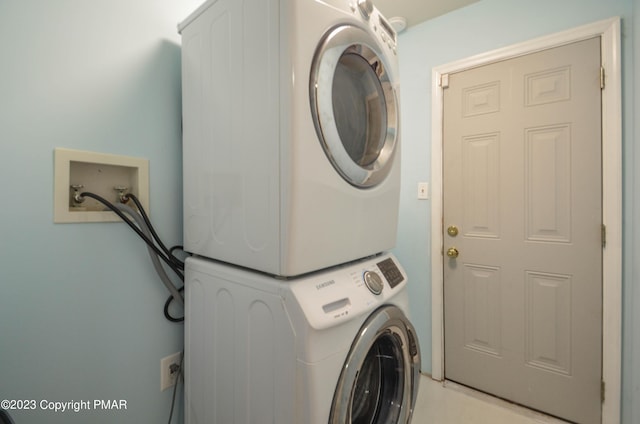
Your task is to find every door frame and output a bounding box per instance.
[430,17,622,424]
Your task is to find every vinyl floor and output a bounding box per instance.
[412,375,571,424]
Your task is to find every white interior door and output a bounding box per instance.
[443,37,603,424]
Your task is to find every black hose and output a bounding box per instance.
[164,286,185,323]
[80,192,184,280]
[79,191,186,322]
[124,193,184,271]
[115,203,184,308]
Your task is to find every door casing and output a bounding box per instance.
[429,17,622,424]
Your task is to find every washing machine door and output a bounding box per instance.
[310,24,398,188]
[330,305,420,424]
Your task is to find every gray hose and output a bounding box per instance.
[115,203,184,307]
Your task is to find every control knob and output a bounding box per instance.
[357,0,374,19]
[363,271,384,295]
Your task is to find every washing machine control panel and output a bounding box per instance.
[376,257,404,288]
[290,253,407,330]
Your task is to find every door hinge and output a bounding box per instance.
[440,73,450,89]
[601,380,606,403]
[602,224,607,248]
[600,67,605,89]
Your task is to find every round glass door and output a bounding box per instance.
[351,331,405,423]
[310,25,398,188]
[329,306,420,424]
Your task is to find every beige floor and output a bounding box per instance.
[412,375,570,424]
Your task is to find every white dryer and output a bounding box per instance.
[184,253,420,423]
[178,0,402,276]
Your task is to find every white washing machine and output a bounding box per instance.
[185,253,420,423]
[178,0,402,276]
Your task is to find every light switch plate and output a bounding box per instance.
[418,182,429,200]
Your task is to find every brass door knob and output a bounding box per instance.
[446,247,459,258]
[447,225,459,237]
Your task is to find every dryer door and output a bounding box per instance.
[330,305,420,424]
[310,24,398,188]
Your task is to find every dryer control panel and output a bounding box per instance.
[348,0,398,53]
[290,253,407,330]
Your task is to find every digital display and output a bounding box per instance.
[378,15,396,43]
[377,257,404,288]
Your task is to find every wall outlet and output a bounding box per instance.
[160,351,183,392]
[53,148,149,223]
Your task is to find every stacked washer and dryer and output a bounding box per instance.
[178,0,420,422]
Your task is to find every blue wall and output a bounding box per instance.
[0,1,200,423]
[1,0,637,423]
[393,0,638,422]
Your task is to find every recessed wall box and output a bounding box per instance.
[54,148,150,223]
